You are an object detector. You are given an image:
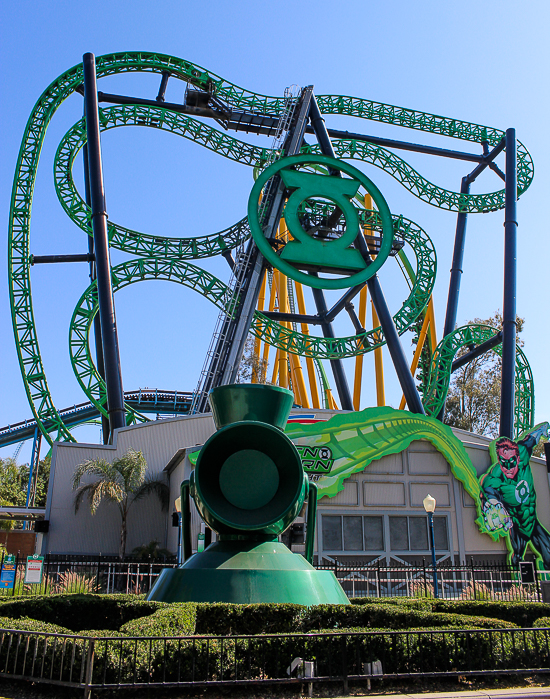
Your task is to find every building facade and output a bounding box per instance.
[42,409,550,566]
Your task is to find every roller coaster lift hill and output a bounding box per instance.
[5,52,539,514]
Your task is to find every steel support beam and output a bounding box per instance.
[310,285,353,409]
[217,87,314,388]
[83,53,126,435]
[451,332,503,373]
[30,254,95,265]
[83,141,110,444]
[500,129,517,438]
[261,310,321,325]
[443,177,471,339]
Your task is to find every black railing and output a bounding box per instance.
[0,553,177,598]
[316,560,547,602]
[0,627,549,697]
[1,554,546,602]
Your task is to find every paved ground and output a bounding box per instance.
[0,678,549,698]
[354,689,550,699]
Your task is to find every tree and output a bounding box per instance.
[0,457,27,508]
[0,457,26,531]
[444,312,524,438]
[72,448,169,559]
[0,455,51,530]
[236,336,268,384]
[0,455,51,510]
[132,539,172,560]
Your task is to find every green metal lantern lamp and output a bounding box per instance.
[148,383,348,605]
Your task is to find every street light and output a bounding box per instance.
[174,497,182,565]
[423,494,439,598]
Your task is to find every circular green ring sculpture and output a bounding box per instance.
[248,155,394,290]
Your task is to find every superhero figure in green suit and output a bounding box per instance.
[480,423,550,567]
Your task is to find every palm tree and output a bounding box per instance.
[72,448,169,559]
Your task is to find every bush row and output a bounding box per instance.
[351,597,550,628]
[0,595,547,636]
[300,603,517,631]
[3,625,547,685]
[0,594,164,631]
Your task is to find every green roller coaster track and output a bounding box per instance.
[8,51,535,445]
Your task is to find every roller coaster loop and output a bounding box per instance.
[8,52,535,445]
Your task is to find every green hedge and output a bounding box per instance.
[0,594,164,631]
[0,616,81,681]
[0,615,71,635]
[431,600,550,628]
[80,626,550,683]
[350,597,431,609]
[533,616,550,627]
[0,599,548,684]
[121,603,196,637]
[195,603,304,635]
[350,597,550,628]
[300,603,517,631]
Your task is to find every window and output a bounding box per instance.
[322,516,342,550]
[322,514,448,553]
[364,516,384,550]
[433,516,449,550]
[389,516,408,550]
[322,515,384,551]
[389,515,448,551]
[409,517,428,550]
[343,516,363,550]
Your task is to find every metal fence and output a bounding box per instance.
[1,554,546,601]
[317,561,547,602]
[0,554,177,598]
[0,626,549,698]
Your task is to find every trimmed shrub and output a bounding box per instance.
[533,616,550,627]
[195,603,304,635]
[299,603,517,631]
[431,600,550,627]
[120,603,196,637]
[0,616,71,635]
[0,594,164,631]
[0,616,80,681]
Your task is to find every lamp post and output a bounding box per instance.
[174,497,182,565]
[423,494,439,598]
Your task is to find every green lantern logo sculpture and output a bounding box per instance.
[248,154,394,290]
[148,383,349,605]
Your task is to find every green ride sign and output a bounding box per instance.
[248,154,394,290]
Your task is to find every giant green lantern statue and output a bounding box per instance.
[148,383,349,605]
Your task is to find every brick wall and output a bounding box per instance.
[0,531,36,558]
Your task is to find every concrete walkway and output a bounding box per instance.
[349,687,550,699]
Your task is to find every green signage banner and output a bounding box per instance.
[284,407,477,500]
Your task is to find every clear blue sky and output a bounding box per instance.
[1,1,549,463]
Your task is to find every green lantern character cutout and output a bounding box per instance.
[479,423,550,568]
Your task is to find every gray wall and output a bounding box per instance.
[44,414,215,555]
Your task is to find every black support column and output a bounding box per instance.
[500,128,517,438]
[83,53,126,435]
[83,142,110,444]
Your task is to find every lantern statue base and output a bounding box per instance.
[147,540,349,606]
